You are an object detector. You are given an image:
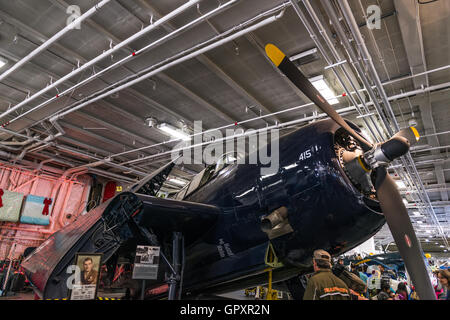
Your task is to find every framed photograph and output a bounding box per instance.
[69,253,103,300]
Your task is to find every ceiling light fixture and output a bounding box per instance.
[309,75,339,105]
[0,57,7,69]
[396,181,406,189]
[360,128,374,144]
[168,177,187,186]
[157,123,191,141]
[145,117,158,128]
[290,48,319,65]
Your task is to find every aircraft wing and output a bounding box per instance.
[135,193,221,238]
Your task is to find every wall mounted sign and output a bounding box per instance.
[132,245,160,280]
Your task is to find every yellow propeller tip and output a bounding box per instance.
[410,126,420,141]
[265,43,285,67]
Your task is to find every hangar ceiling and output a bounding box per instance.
[0,0,448,253]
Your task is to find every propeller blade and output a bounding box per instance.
[374,167,436,300]
[393,127,420,145]
[265,43,373,151]
[378,126,420,161]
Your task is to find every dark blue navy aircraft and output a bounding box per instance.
[22,44,435,300]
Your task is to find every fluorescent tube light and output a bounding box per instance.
[158,123,191,141]
[168,177,187,186]
[0,57,7,69]
[396,181,406,189]
[309,75,339,105]
[289,48,318,61]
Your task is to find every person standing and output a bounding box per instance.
[376,282,393,300]
[437,269,450,300]
[394,282,409,300]
[303,249,351,300]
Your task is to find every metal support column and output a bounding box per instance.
[167,232,183,300]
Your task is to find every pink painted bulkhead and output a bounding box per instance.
[0,163,94,260]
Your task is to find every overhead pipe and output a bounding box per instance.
[0,136,35,146]
[92,80,450,164]
[0,0,112,83]
[336,0,448,246]
[121,105,358,166]
[0,3,442,181]
[7,0,239,125]
[0,150,14,160]
[21,7,286,166]
[88,168,137,184]
[54,144,148,177]
[0,120,149,177]
[14,133,62,161]
[319,0,394,137]
[14,2,289,135]
[318,0,445,229]
[0,0,202,121]
[292,0,384,142]
[49,7,287,123]
[338,0,399,134]
[0,9,282,174]
[381,65,450,87]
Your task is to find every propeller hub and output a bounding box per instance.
[364,144,393,169]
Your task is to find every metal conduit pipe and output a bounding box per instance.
[15,133,62,161]
[88,168,137,184]
[8,0,239,126]
[55,145,148,177]
[48,8,287,123]
[0,0,112,83]
[0,144,23,152]
[0,136,35,146]
[14,2,290,135]
[293,0,384,142]
[0,0,202,121]
[382,65,450,87]
[0,150,14,160]
[0,125,148,177]
[406,152,449,247]
[0,127,41,143]
[411,145,450,153]
[2,8,286,166]
[336,0,449,245]
[97,80,450,163]
[22,80,431,172]
[121,105,359,166]
[338,0,400,133]
[318,0,448,244]
[319,0,393,136]
[0,118,151,177]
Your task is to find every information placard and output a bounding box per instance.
[132,245,160,280]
